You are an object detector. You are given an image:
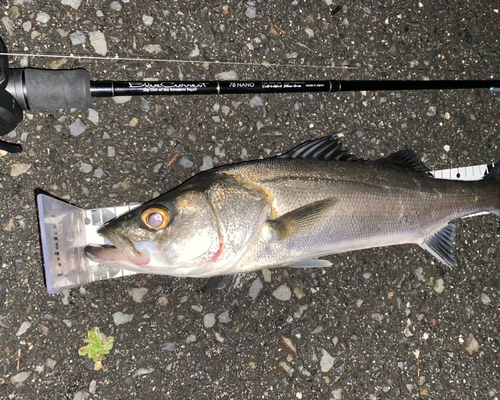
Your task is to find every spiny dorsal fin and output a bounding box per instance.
[278,135,361,161]
[418,223,457,266]
[378,150,431,174]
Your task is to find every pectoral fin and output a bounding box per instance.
[268,198,338,241]
[418,223,457,266]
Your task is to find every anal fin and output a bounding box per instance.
[418,223,457,266]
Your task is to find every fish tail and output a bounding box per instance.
[484,161,500,216]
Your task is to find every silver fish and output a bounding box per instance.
[84,136,500,287]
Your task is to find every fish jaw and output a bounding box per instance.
[84,230,151,267]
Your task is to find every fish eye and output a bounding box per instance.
[141,206,170,230]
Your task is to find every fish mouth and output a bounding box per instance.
[84,230,151,266]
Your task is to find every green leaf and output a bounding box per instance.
[78,327,115,363]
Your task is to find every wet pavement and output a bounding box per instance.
[0,1,499,399]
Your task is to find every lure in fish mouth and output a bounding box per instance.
[84,135,500,288]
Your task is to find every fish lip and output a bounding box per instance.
[86,229,151,266]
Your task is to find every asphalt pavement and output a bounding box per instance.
[0,1,499,399]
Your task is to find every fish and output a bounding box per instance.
[84,136,500,290]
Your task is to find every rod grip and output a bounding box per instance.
[7,68,92,110]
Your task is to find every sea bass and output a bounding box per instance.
[84,136,500,286]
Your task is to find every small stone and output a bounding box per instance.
[113,311,134,326]
[480,293,491,305]
[293,286,305,299]
[189,44,200,58]
[46,358,57,369]
[426,106,437,117]
[93,167,104,179]
[200,155,214,171]
[36,12,50,24]
[261,268,272,282]
[331,389,343,400]
[249,277,263,300]
[388,43,399,58]
[215,70,238,80]
[133,367,154,378]
[186,335,196,343]
[464,333,480,355]
[23,21,32,32]
[11,371,32,387]
[245,6,256,18]
[69,30,86,46]
[249,95,264,107]
[218,311,232,324]
[89,380,97,394]
[89,31,107,56]
[9,6,21,20]
[107,146,115,157]
[128,287,148,303]
[433,278,445,294]
[320,349,335,372]
[1,17,14,36]
[222,5,229,14]
[204,313,216,328]
[363,272,372,279]
[191,305,203,312]
[214,331,224,343]
[87,108,99,124]
[142,15,154,26]
[273,284,291,301]
[10,163,31,177]
[178,156,193,169]
[79,163,92,174]
[69,118,87,136]
[443,144,450,152]
[110,1,122,11]
[305,28,314,38]
[160,341,176,351]
[211,116,221,123]
[153,163,163,173]
[61,0,83,10]
[129,117,139,127]
[113,96,132,104]
[16,321,31,336]
[157,296,168,306]
[143,44,162,54]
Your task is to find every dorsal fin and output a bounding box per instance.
[377,150,431,174]
[278,135,362,161]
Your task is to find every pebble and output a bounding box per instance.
[480,293,491,305]
[305,28,314,38]
[272,284,291,301]
[261,268,272,282]
[11,371,32,387]
[211,116,221,123]
[36,12,50,24]
[133,367,154,378]
[191,305,203,312]
[153,163,163,173]
[89,31,107,56]
[89,380,97,394]
[433,278,445,294]
[110,1,122,11]
[69,118,87,136]
[79,163,93,174]
[87,108,99,125]
[331,389,343,400]
[143,44,162,54]
[112,311,134,326]
[69,30,86,45]
[426,106,437,117]
[186,335,196,344]
[203,313,216,328]
[320,349,335,372]
[160,341,176,351]
[157,296,168,306]
[8,6,20,20]
[142,15,154,26]
[218,311,232,324]
[200,155,214,171]
[293,286,305,299]
[93,167,104,178]
[249,277,263,300]
[178,156,193,169]
[215,70,238,80]
[128,287,148,303]
[249,95,264,108]
[107,146,115,157]
[46,358,57,369]
[464,333,479,355]
[113,96,132,104]
[245,6,256,18]
[16,321,31,336]
[414,267,425,282]
[189,44,200,58]
[61,0,83,10]
[10,163,31,177]
[214,331,224,343]
[23,21,31,32]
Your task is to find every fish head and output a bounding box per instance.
[84,187,221,276]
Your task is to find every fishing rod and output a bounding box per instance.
[0,37,499,153]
